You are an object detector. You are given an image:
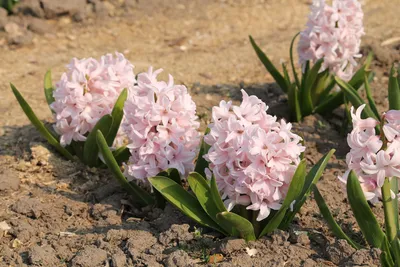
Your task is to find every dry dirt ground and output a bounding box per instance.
[1,0,400,266]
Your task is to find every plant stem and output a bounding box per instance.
[382,178,398,243]
[250,210,260,238]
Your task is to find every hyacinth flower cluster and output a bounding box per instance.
[314,65,400,267]
[204,90,306,221]
[11,52,134,167]
[150,90,334,240]
[97,68,201,207]
[249,0,372,122]
[122,67,201,183]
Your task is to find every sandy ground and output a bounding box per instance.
[1,0,400,266]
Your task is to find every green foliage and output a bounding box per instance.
[97,130,154,207]
[149,150,334,240]
[249,35,372,122]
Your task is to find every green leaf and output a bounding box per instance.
[70,141,84,161]
[187,172,232,235]
[259,159,306,237]
[381,235,395,266]
[194,128,211,178]
[282,149,335,228]
[112,146,131,165]
[149,176,225,233]
[282,63,291,89]
[83,115,113,167]
[44,70,55,111]
[314,53,373,115]
[381,251,395,267]
[301,59,324,115]
[347,170,386,248]
[313,185,361,249]
[389,66,400,110]
[210,175,227,213]
[300,61,310,88]
[348,51,373,89]
[335,77,378,120]
[249,36,288,93]
[317,78,336,104]
[96,130,154,206]
[382,178,399,247]
[289,32,301,93]
[288,83,302,122]
[106,88,128,146]
[10,83,74,161]
[161,168,182,186]
[391,238,400,266]
[364,74,380,119]
[153,169,182,209]
[216,212,256,242]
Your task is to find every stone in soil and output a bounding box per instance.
[11,197,43,219]
[159,224,193,246]
[40,0,87,19]
[326,239,356,265]
[13,0,45,18]
[165,250,192,267]
[28,245,59,266]
[70,246,108,267]
[0,169,20,193]
[27,17,54,35]
[220,238,246,255]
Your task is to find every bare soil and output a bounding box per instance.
[1,0,400,266]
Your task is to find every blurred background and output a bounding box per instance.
[0,0,399,127]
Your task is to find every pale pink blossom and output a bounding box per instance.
[298,0,364,81]
[122,67,200,184]
[51,52,135,146]
[339,105,400,202]
[204,90,305,221]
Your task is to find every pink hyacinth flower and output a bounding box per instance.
[298,0,364,81]
[204,90,305,221]
[122,67,200,184]
[340,105,400,201]
[51,52,135,146]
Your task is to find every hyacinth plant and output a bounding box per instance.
[96,68,201,207]
[250,0,372,122]
[148,90,335,240]
[11,53,134,167]
[314,65,400,267]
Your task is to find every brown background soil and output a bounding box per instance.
[1,0,400,266]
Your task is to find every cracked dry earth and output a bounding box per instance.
[1,0,400,266]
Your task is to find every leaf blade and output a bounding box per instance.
[216,212,256,242]
[107,88,128,146]
[335,77,378,120]
[249,35,288,93]
[194,128,211,178]
[83,115,113,167]
[96,130,154,206]
[149,176,225,233]
[259,159,306,237]
[10,83,74,160]
[313,185,361,249]
[44,70,55,110]
[282,149,335,228]
[347,170,386,248]
[188,172,231,235]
